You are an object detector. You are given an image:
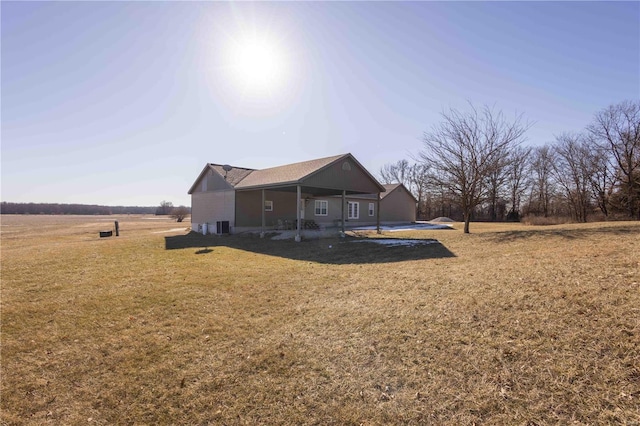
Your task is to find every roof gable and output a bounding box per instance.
[382,183,418,202]
[301,154,386,194]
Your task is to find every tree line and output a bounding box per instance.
[1,202,157,215]
[379,100,640,233]
[1,201,192,221]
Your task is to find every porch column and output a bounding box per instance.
[295,185,301,242]
[341,190,346,234]
[260,189,265,238]
[376,192,381,234]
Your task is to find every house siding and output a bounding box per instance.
[303,158,382,194]
[380,187,416,222]
[304,187,416,226]
[192,169,233,193]
[304,197,379,227]
[190,190,235,233]
[234,190,383,229]
[306,198,342,225]
[235,190,300,227]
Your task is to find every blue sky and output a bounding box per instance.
[2,1,638,207]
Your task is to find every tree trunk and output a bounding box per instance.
[463,212,471,233]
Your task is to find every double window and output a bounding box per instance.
[348,201,359,219]
[315,200,328,216]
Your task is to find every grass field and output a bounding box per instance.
[1,215,639,425]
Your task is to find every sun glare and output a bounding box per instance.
[226,33,289,97]
[208,8,301,112]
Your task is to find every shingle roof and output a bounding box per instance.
[189,153,385,194]
[209,164,254,186]
[347,183,417,201]
[234,154,347,189]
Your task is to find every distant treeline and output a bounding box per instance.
[1,202,157,215]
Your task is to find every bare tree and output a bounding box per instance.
[379,160,430,219]
[419,104,530,233]
[527,145,556,217]
[485,157,510,221]
[551,133,593,222]
[505,145,531,221]
[379,159,411,187]
[156,200,174,215]
[170,206,190,222]
[587,100,640,219]
[428,169,457,219]
[408,163,430,219]
[584,135,616,217]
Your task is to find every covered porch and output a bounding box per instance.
[233,155,385,241]
[235,185,382,241]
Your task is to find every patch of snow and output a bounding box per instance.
[429,217,455,223]
[152,228,188,234]
[352,222,453,232]
[270,229,341,240]
[351,238,439,246]
[270,231,298,240]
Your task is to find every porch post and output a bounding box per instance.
[295,185,301,242]
[341,190,346,234]
[260,189,265,238]
[376,192,381,234]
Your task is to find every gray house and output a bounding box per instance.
[188,153,415,240]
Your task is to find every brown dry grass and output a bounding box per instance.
[1,215,639,425]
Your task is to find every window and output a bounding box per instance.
[348,201,359,219]
[368,202,375,216]
[265,200,273,211]
[315,200,328,216]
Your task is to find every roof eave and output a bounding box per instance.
[188,164,212,195]
[234,180,302,191]
[187,164,232,194]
